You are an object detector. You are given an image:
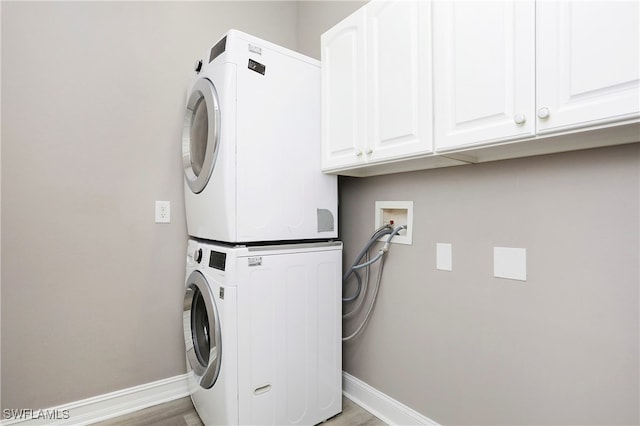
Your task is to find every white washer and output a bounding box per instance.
[183,239,343,425]
[182,30,337,243]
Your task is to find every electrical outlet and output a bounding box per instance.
[155,201,171,224]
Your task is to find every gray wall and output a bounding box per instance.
[1,1,297,410]
[297,2,639,425]
[339,145,639,426]
[297,0,365,60]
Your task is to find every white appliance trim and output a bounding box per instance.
[0,374,190,426]
[342,371,441,426]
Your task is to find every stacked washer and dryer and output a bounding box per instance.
[181,30,342,425]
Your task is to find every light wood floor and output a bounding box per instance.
[93,395,385,426]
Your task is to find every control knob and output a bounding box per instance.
[189,247,203,263]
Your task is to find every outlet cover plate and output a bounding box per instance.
[155,201,171,224]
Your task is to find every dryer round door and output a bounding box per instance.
[182,78,221,194]
[183,270,222,389]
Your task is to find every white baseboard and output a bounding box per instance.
[2,371,433,426]
[342,372,440,426]
[1,374,190,426]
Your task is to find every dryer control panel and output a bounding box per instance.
[209,251,226,271]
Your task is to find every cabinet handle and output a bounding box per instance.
[355,150,363,157]
[365,148,373,155]
[514,114,526,125]
[537,107,550,119]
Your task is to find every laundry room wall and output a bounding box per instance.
[1,1,298,411]
[296,0,366,60]
[297,2,640,426]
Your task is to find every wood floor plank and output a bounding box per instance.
[93,398,203,426]
[93,395,385,426]
[325,397,386,426]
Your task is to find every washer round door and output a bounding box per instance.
[183,270,222,389]
[182,78,221,194]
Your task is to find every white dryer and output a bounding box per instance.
[183,239,343,425]
[182,30,337,243]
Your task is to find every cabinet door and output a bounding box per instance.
[321,9,366,171]
[366,0,432,162]
[433,0,535,150]
[537,1,640,133]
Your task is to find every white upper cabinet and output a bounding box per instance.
[433,0,535,150]
[321,0,432,173]
[366,0,432,162]
[321,0,639,176]
[434,0,639,151]
[536,1,640,133]
[321,8,366,171]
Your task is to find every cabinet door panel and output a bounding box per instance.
[367,0,432,161]
[321,10,366,171]
[537,1,640,132]
[434,0,535,150]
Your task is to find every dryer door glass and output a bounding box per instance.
[189,99,208,178]
[182,78,221,194]
[183,271,222,389]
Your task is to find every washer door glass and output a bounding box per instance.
[183,270,222,389]
[182,78,221,194]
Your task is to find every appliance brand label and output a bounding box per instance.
[248,59,266,75]
[248,256,263,267]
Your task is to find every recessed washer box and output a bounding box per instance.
[374,201,413,245]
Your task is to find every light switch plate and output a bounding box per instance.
[494,247,526,281]
[436,243,452,271]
